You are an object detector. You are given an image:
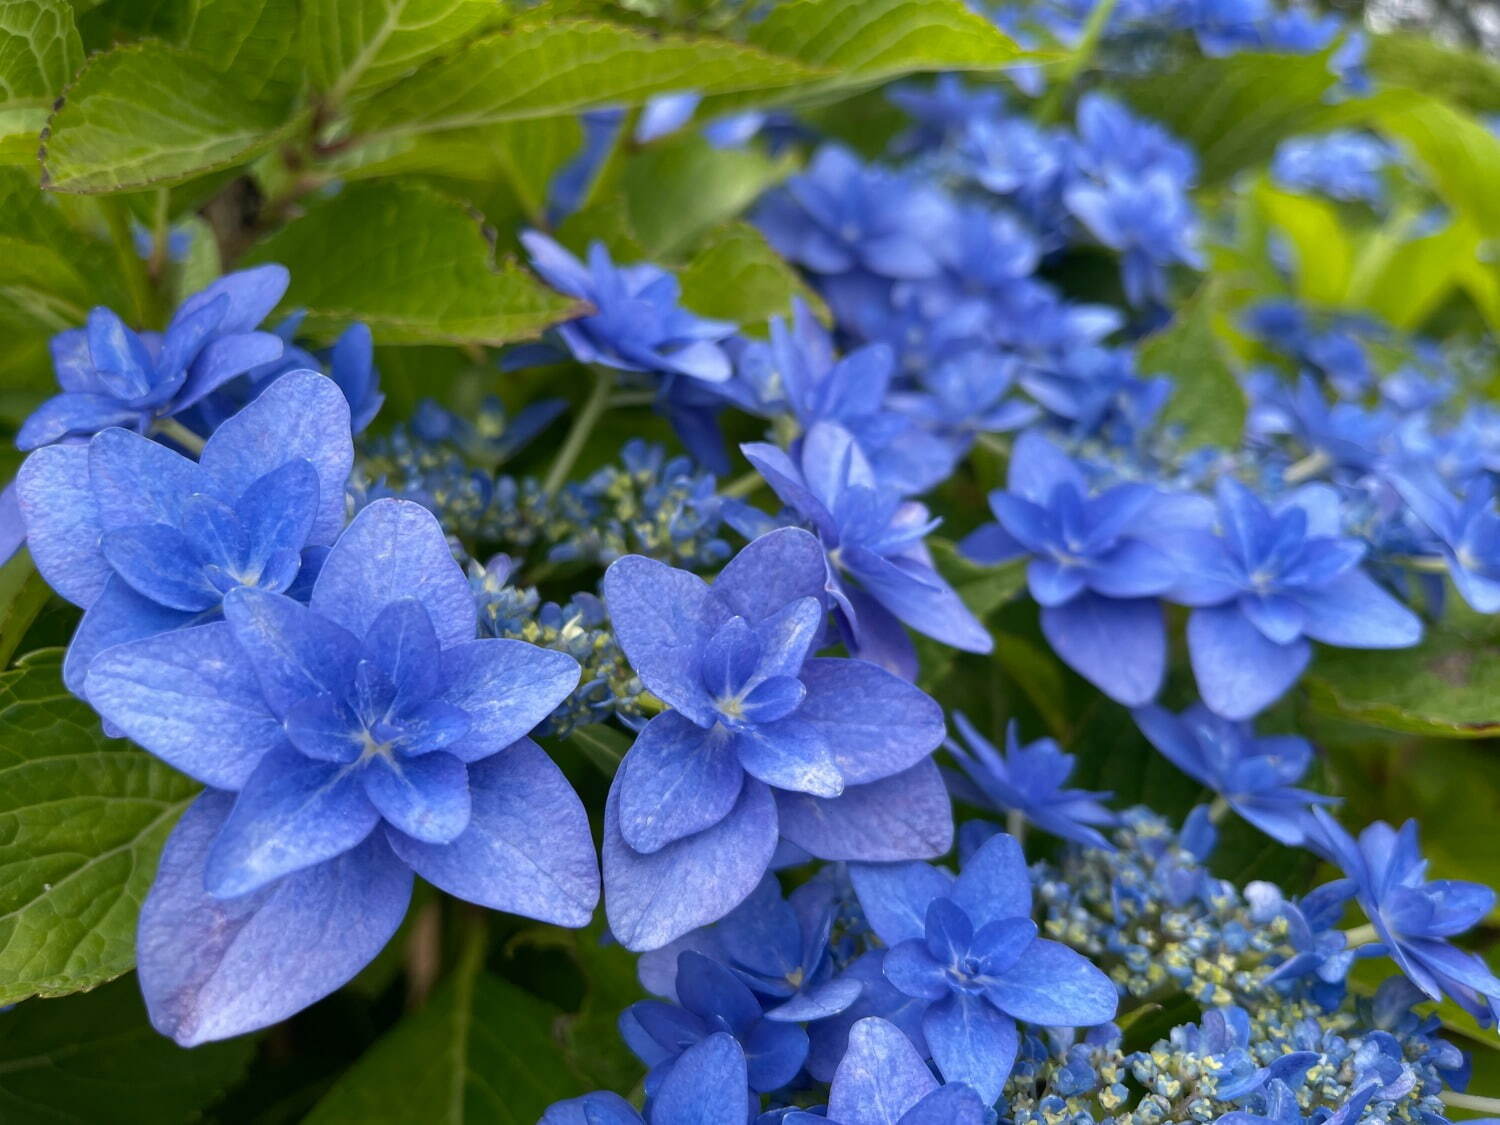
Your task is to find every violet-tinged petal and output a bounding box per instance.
[712,526,830,624]
[922,992,1018,1105]
[64,575,194,697]
[618,712,745,854]
[361,750,471,844]
[388,740,599,926]
[828,1017,939,1125]
[848,861,955,947]
[952,831,1032,928]
[437,637,579,761]
[1040,593,1164,706]
[735,718,843,798]
[652,1033,749,1124]
[1187,604,1310,721]
[985,937,1118,1026]
[882,939,948,1001]
[14,443,109,606]
[776,758,953,862]
[138,790,411,1047]
[604,775,779,952]
[223,587,361,717]
[795,658,946,786]
[84,620,283,789]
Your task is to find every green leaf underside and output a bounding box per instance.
[1139,283,1246,450]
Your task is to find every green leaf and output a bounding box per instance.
[1306,606,1500,739]
[1138,283,1246,450]
[303,0,491,103]
[0,0,82,161]
[623,134,795,258]
[0,550,52,667]
[0,975,254,1123]
[0,651,200,1005]
[1365,32,1500,116]
[303,922,584,1124]
[1120,50,1347,185]
[351,18,824,141]
[243,180,583,345]
[1377,93,1500,239]
[182,0,303,108]
[562,722,630,776]
[1345,215,1474,331]
[1254,179,1353,306]
[678,220,824,326]
[40,40,298,194]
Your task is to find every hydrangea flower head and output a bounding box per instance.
[1064,169,1204,306]
[1173,478,1421,719]
[756,145,955,280]
[1273,131,1391,206]
[741,423,992,677]
[848,833,1118,1103]
[16,371,353,696]
[542,1032,749,1125]
[946,714,1116,849]
[522,231,736,383]
[82,498,596,1044]
[1133,704,1335,845]
[601,527,951,950]
[960,429,1190,705]
[1305,810,1500,1025]
[1390,468,1500,613]
[17,266,289,450]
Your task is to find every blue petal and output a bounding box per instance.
[764,977,863,1022]
[137,789,411,1047]
[201,371,353,545]
[1007,430,1087,504]
[604,775,779,951]
[883,939,948,1001]
[776,758,953,862]
[437,638,580,761]
[387,739,598,926]
[796,658,946,786]
[712,527,830,625]
[677,950,762,1034]
[652,1033,749,1124]
[739,442,837,539]
[223,587,361,716]
[618,712,745,854]
[1187,604,1309,721]
[745,1017,810,1092]
[362,750,470,844]
[984,937,1118,1027]
[14,443,109,606]
[1039,593,1164,706]
[311,499,476,647]
[283,693,361,763]
[64,574,195,696]
[236,459,321,579]
[848,861,954,947]
[602,554,727,725]
[179,332,284,409]
[828,1017,938,1125]
[843,546,992,654]
[900,1084,991,1125]
[921,991,1018,1105]
[15,392,143,450]
[100,523,220,611]
[952,832,1032,929]
[540,1092,642,1125]
[83,620,282,789]
[88,426,208,533]
[736,718,843,797]
[1297,569,1423,649]
[362,598,443,707]
[174,264,289,335]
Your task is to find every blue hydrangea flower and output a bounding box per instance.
[887,349,1038,461]
[601,527,951,950]
[1064,169,1204,306]
[622,951,808,1096]
[1390,469,1500,613]
[784,1017,990,1125]
[945,714,1116,849]
[325,322,384,433]
[16,266,289,450]
[1305,810,1500,1025]
[756,145,955,280]
[82,499,596,1044]
[522,232,736,384]
[1171,478,1421,719]
[1273,131,1391,206]
[15,371,353,698]
[1260,879,1377,1006]
[959,429,1196,705]
[848,833,1118,1104]
[1019,344,1171,446]
[542,1032,749,1125]
[1132,704,1335,845]
[1162,1006,1317,1100]
[740,423,992,678]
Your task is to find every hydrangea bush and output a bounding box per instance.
[1,0,1500,1122]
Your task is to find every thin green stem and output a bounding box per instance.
[544,368,614,496]
[1343,922,1379,947]
[1038,0,1120,124]
[1283,449,1331,484]
[1006,808,1027,846]
[147,188,171,283]
[722,470,766,500]
[1443,1092,1500,1115]
[153,417,207,456]
[1207,795,1232,824]
[1388,554,1450,574]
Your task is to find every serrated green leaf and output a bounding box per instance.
[0,550,53,667]
[351,17,824,141]
[182,0,302,107]
[303,923,583,1124]
[0,0,82,155]
[1121,50,1349,185]
[0,652,200,1005]
[40,41,298,194]
[1377,94,1500,239]
[243,180,583,345]
[304,0,492,102]
[0,974,254,1123]
[678,220,822,326]
[1138,283,1246,450]
[1306,606,1500,739]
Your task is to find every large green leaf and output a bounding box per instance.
[0,550,52,667]
[1345,216,1474,331]
[1365,32,1500,116]
[244,180,583,344]
[1306,606,1500,739]
[182,0,302,107]
[679,220,824,327]
[40,40,298,193]
[1138,283,1246,450]
[0,0,82,166]
[0,975,254,1123]
[0,651,200,1006]
[1120,51,1345,185]
[1377,94,1500,239]
[303,923,584,1124]
[302,0,491,102]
